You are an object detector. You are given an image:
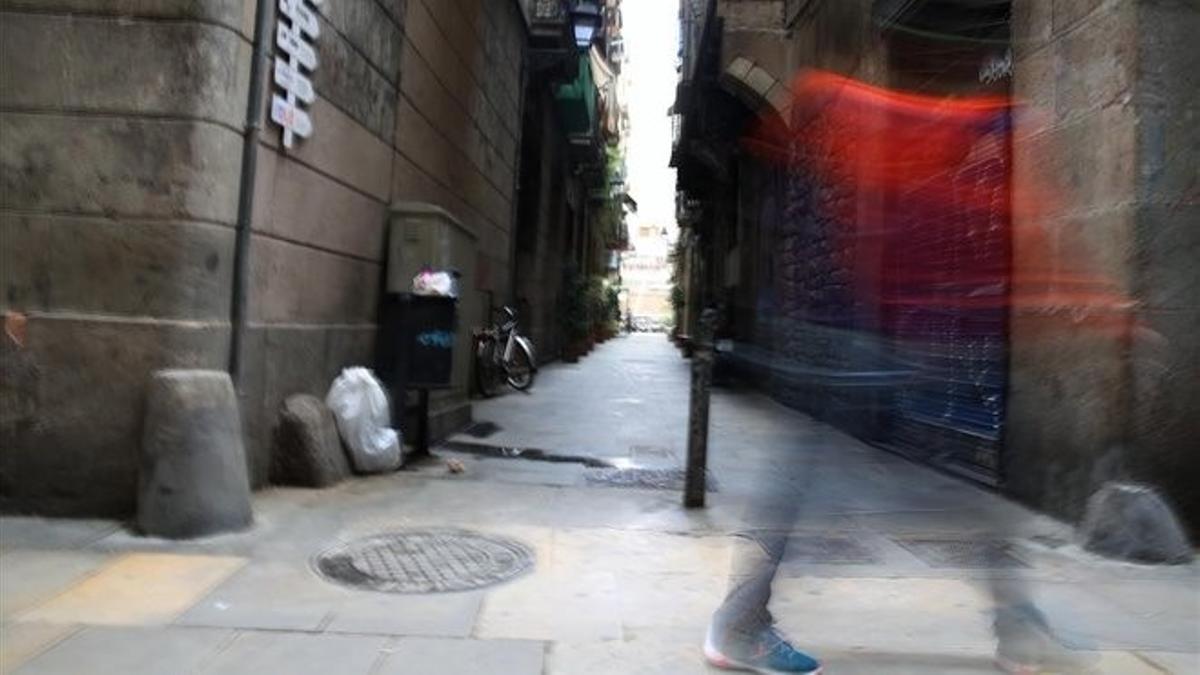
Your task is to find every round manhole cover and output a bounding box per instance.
[312,529,534,593]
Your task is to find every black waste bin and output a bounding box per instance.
[377,293,457,389]
[377,293,458,457]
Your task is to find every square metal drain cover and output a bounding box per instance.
[784,536,879,565]
[584,468,717,491]
[896,538,1028,569]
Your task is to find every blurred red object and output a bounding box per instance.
[741,70,1134,333]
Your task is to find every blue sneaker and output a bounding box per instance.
[704,624,822,674]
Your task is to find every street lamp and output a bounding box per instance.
[571,1,602,48]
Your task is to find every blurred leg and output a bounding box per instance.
[711,529,789,640]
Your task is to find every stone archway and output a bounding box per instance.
[718,56,791,128]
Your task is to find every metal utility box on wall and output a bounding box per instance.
[382,202,479,444]
[386,203,478,296]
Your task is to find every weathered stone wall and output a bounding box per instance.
[1127,0,1200,533]
[1007,0,1199,530]
[237,0,403,484]
[0,0,253,515]
[697,0,1197,528]
[386,0,525,427]
[514,84,572,363]
[237,0,528,479]
[736,0,890,428]
[0,0,528,515]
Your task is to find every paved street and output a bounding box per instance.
[2,334,1197,673]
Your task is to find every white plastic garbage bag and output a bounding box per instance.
[412,268,457,297]
[325,367,402,473]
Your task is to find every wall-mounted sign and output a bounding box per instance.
[274,59,314,103]
[270,95,312,138]
[271,0,322,148]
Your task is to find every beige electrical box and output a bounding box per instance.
[385,202,480,416]
[386,202,478,294]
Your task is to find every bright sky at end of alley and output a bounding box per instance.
[621,0,680,238]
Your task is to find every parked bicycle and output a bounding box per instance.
[474,306,536,396]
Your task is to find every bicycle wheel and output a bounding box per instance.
[475,338,502,397]
[505,341,535,391]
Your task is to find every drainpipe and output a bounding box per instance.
[228,0,272,384]
[508,46,529,306]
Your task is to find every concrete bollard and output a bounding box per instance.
[684,309,718,508]
[137,369,252,538]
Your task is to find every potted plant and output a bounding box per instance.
[559,267,591,361]
[585,276,606,346]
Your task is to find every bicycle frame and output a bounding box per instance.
[474,306,537,396]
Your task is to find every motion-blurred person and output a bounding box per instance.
[703,71,1139,674]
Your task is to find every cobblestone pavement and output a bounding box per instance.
[2,334,1197,673]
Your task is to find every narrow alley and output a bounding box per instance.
[3,0,1199,672]
[2,335,1195,673]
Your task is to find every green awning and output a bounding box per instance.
[554,52,597,137]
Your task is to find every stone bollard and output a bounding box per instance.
[272,394,351,488]
[137,370,252,538]
[1079,482,1193,564]
[684,309,718,508]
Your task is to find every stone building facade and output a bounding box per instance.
[1004,0,1200,532]
[514,0,627,360]
[0,0,536,516]
[672,0,1199,532]
[3,0,258,516]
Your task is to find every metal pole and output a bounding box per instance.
[414,388,431,458]
[684,309,717,507]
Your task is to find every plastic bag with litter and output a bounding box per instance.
[325,367,402,473]
[412,268,458,297]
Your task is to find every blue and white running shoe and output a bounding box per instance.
[704,624,822,674]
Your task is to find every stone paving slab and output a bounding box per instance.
[475,569,622,642]
[0,551,111,619]
[546,629,710,674]
[0,518,118,552]
[550,528,732,577]
[373,637,545,675]
[1138,650,1200,673]
[809,648,1002,675]
[197,631,386,675]
[1,337,1196,672]
[1030,581,1199,653]
[772,577,997,653]
[176,560,343,632]
[323,589,484,638]
[0,623,77,674]
[813,648,1176,674]
[19,554,245,626]
[11,626,233,675]
[617,573,728,633]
